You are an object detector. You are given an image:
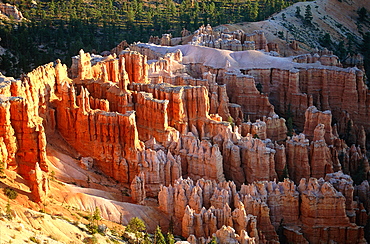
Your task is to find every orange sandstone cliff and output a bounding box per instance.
[0,26,369,243]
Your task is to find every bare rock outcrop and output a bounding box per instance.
[286,134,310,184]
[0,3,24,20]
[309,124,334,179]
[130,172,146,204]
[159,176,366,243]
[303,106,335,144]
[29,163,49,203]
[0,26,369,244]
[298,177,366,243]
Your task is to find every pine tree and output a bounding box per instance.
[250,1,259,21]
[304,5,313,24]
[92,207,102,226]
[5,200,12,220]
[154,226,166,244]
[126,217,146,233]
[358,7,368,22]
[209,236,218,244]
[166,232,175,244]
[295,6,301,18]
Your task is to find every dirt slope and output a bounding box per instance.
[215,0,370,56]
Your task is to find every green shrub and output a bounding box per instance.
[29,236,41,244]
[86,223,98,234]
[3,187,18,200]
[154,226,166,244]
[0,160,5,174]
[5,201,13,220]
[83,236,98,244]
[125,217,146,233]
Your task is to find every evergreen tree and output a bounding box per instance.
[166,232,175,244]
[256,83,263,93]
[320,33,332,48]
[304,5,313,24]
[5,200,13,220]
[154,226,166,244]
[126,217,146,233]
[286,104,294,137]
[361,32,370,85]
[209,236,218,244]
[358,7,368,22]
[92,207,102,226]
[250,1,259,21]
[295,6,301,18]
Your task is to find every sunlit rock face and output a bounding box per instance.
[0,23,369,243]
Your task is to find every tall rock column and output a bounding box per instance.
[0,98,17,168]
[303,106,335,144]
[286,134,310,184]
[29,163,49,203]
[130,172,146,204]
[121,51,149,84]
[298,178,366,243]
[310,124,333,179]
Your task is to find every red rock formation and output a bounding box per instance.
[29,163,49,203]
[221,73,274,121]
[9,98,48,177]
[1,30,369,244]
[309,124,334,179]
[303,106,335,144]
[298,177,366,243]
[325,171,356,221]
[355,180,370,213]
[5,62,60,178]
[264,115,287,142]
[290,40,299,51]
[298,67,369,131]
[244,31,268,51]
[267,43,279,53]
[130,172,146,204]
[273,143,286,181]
[111,40,129,55]
[56,76,185,196]
[160,176,366,243]
[339,144,370,181]
[240,120,267,139]
[286,134,310,183]
[293,51,340,67]
[0,96,17,168]
[240,136,277,184]
[70,50,93,80]
[121,51,149,84]
[0,3,24,20]
[161,34,172,46]
[134,91,179,144]
[177,133,225,182]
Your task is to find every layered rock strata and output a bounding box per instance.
[0,31,369,244]
[159,177,366,243]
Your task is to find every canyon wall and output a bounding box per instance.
[158,177,366,243]
[0,34,369,243]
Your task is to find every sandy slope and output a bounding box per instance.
[46,142,170,232]
[139,42,359,73]
[0,139,170,243]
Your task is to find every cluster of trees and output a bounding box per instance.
[0,0,305,77]
[359,7,370,82]
[318,6,370,85]
[124,217,178,244]
[295,4,312,25]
